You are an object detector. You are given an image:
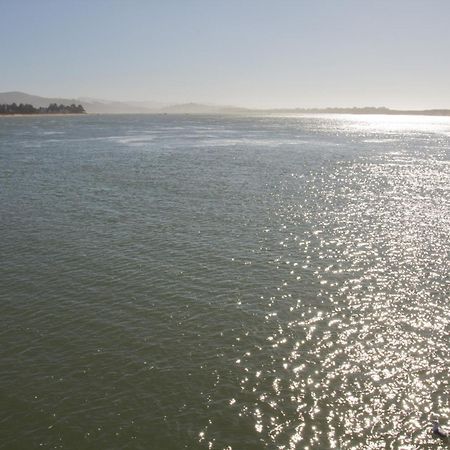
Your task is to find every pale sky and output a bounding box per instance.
[1,0,450,109]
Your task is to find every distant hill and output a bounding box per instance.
[77,99,154,114]
[1,92,450,116]
[0,91,81,109]
[0,92,157,114]
[0,92,250,114]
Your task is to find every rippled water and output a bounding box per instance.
[1,114,449,449]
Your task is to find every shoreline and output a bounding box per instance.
[2,111,450,118]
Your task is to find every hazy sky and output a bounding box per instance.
[1,0,450,108]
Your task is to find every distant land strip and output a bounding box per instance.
[262,106,450,116]
[0,103,86,115]
[1,92,450,116]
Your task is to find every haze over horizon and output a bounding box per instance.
[2,0,450,110]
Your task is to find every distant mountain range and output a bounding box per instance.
[1,91,450,116]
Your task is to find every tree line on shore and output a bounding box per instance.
[0,103,86,115]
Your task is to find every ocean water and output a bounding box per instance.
[0,113,449,449]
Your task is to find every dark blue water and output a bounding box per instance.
[1,114,449,449]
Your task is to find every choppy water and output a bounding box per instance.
[1,114,449,449]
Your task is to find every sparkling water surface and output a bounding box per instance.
[1,114,449,449]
